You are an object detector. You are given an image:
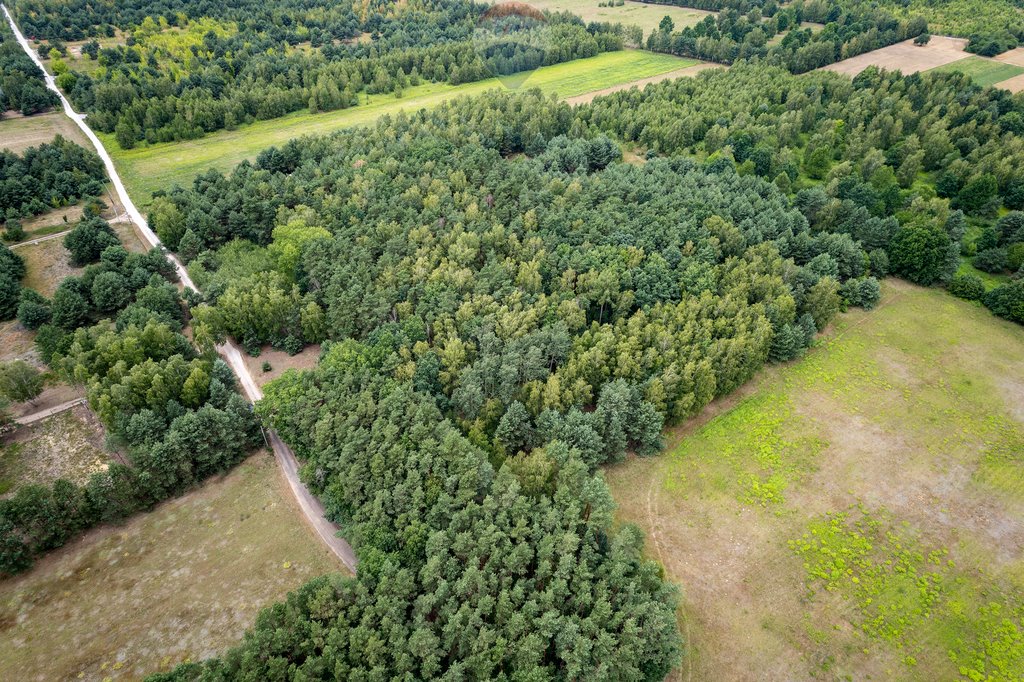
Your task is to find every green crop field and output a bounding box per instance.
[605,280,1024,681]
[930,56,1024,88]
[101,50,696,207]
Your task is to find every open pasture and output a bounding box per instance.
[606,280,1024,681]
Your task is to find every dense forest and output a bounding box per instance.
[0,15,59,114]
[0,136,107,223]
[12,0,625,147]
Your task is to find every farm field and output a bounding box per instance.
[605,280,1024,681]
[517,0,713,37]
[930,56,1024,88]
[100,50,696,206]
[0,110,90,154]
[822,35,970,77]
[0,452,344,681]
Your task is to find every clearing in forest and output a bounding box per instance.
[822,35,970,76]
[517,0,713,37]
[605,280,1024,681]
[0,405,108,495]
[101,50,696,206]
[0,452,344,681]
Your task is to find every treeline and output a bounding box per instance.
[14,0,624,148]
[0,215,261,575]
[0,16,58,114]
[645,2,927,72]
[1,136,107,222]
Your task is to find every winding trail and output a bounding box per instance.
[2,4,357,573]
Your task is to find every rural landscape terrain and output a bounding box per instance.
[1,0,1022,680]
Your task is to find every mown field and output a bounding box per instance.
[0,452,344,681]
[101,50,695,206]
[605,280,1024,681]
[930,56,1024,88]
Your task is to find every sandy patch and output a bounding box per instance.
[993,72,1024,92]
[821,36,969,77]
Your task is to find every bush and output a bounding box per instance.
[948,274,986,301]
[17,289,51,330]
[983,280,1024,323]
[973,247,1009,274]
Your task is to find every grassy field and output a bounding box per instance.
[0,406,109,496]
[930,56,1024,87]
[0,452,344,680]
[605,280,1024,681]
[0,111,91,154]
[102,50,696,206]
[518,0,713,37]
[956,256,1012,290]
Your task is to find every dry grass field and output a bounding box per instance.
[518,0,713,37]
[0,111,90,155]
[606,280,1024,681]
[0,452,345,681]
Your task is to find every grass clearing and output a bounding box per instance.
[930,55,1024,88]
[0,451,344,680]
[956,256,1011,290]
[0,111,90,154]
[605,280,1024,680]
[518,0,713,37]
[101,50,695,206]
[0,405,109,496]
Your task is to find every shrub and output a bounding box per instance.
[948,274,986,301]
[973,248,1009,274]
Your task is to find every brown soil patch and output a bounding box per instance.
[821,35,969,77]
[993,72,1024,93]
[995,46,1024,67]
[242,344,322,387]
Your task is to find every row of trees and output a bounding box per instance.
[15,0,624,148]
[0,136,107,223]
[0,17,58,114]
[646,3,927,72]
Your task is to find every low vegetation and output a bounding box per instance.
[0,452,342,681]
[605,280,1024,679]
[930,55,1024,88]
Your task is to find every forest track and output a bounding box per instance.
[2,4,357,574]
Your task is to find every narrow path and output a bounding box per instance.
[9,229,71,249]
[15,397,86,425]
[2,4,357,574]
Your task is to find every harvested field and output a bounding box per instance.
[822,36,969,77]
[605,280,1024,681]
[0,452,344,681]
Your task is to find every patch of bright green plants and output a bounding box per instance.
[668,393,825,507]
[791,506,1024,677]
